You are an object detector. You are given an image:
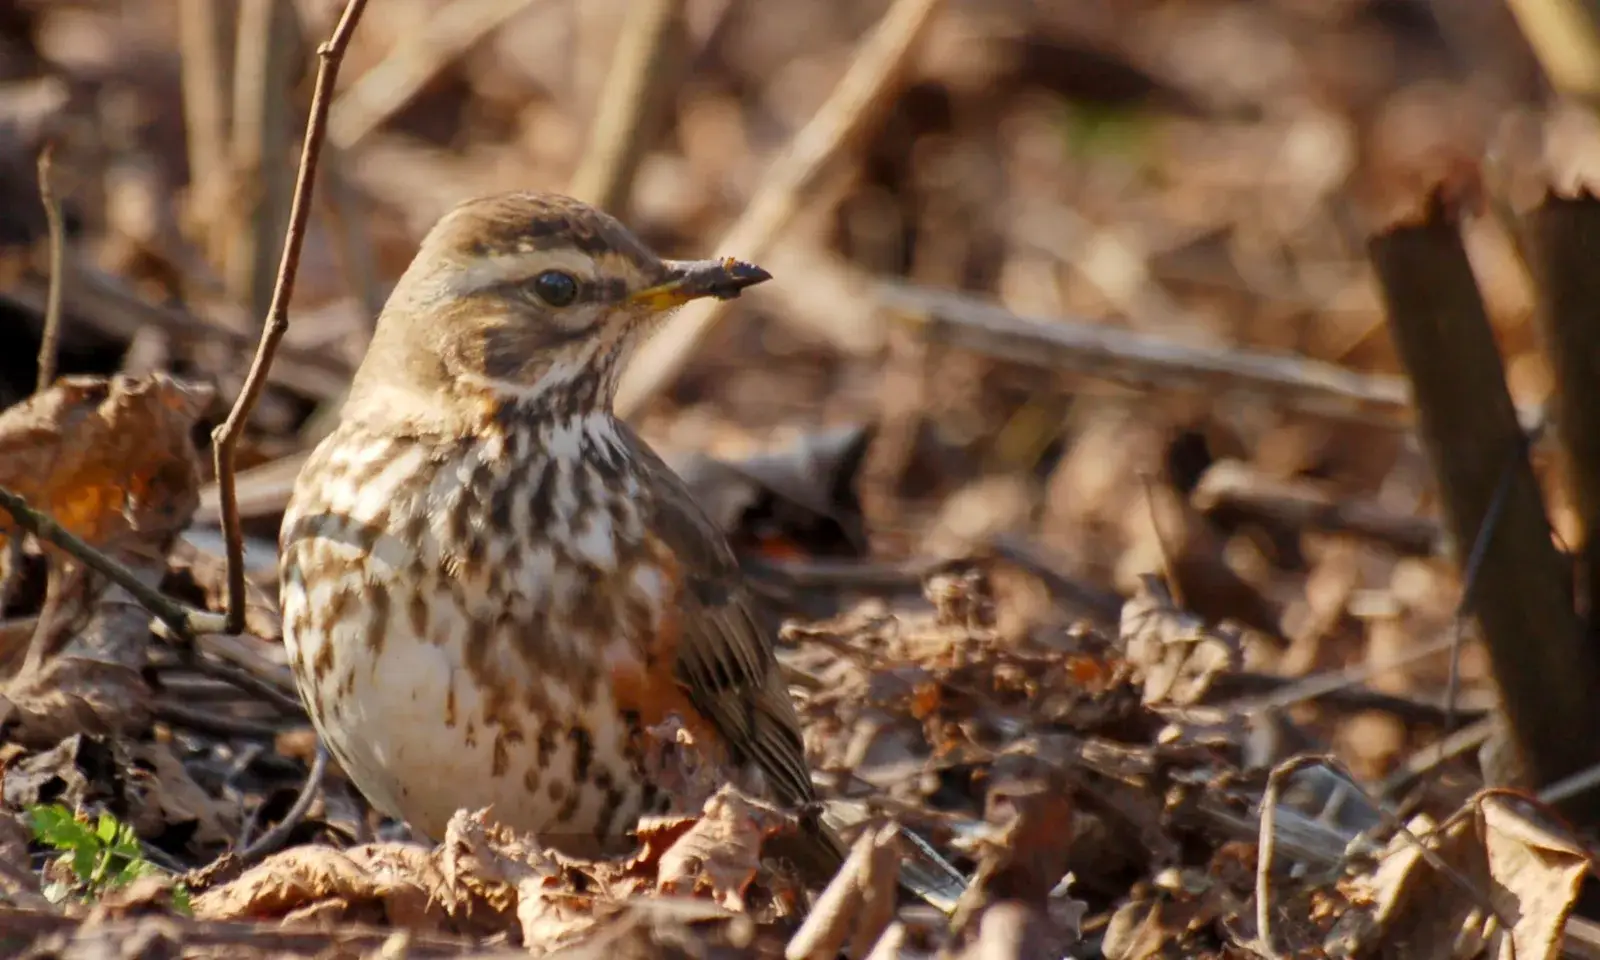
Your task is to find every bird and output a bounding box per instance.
[277,190,842,875]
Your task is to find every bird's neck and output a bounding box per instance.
[340,375,633,472]
[344,360,625,432]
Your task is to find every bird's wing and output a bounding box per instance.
[616,427,972,910]
[617,424,818,810]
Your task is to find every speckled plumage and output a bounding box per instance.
[279,192,824,858]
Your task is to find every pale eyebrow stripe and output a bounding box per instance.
[448,247,600,296]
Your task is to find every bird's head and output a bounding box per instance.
[347,191,770,426]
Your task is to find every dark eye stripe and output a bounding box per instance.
[581,277,629,303]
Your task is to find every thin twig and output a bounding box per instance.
[1255,755,1328,959]
[613,0,945,416]
[213,0,371,635]
[196,631,299,697]
[1540,756,1600,806]
[136,839,189,876]
[1379,716,1498,801]
[0,486,224,641]
[177,648,306,716]
[35,141,64,394]
[4,258,352,400]
[1504,0,1600,108]
[567,0,686,215]
[1190,460,1441,557]
[237,747,327,864]
[1231,633,1459,715]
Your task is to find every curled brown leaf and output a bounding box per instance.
[0,373,213,555]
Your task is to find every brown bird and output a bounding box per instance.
[279,191,842,873]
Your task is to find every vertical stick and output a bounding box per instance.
[35,142,63,395]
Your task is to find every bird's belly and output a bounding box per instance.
[282,577,656,852]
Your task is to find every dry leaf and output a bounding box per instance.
[628,813,703,876]
[441,806,610,952]
[123,741,235,850]
[0,373,213,553]
[1,563,159,742]
[88,873,186,920]
[0,733,114,811]
[190,842,459,933]
[1478,796,1589,960]
[0,374,212,743]
[657,786,798,911]
[1102,898,1186,960]
[1118,575,1240,706]
[0,655,151,743]
[1340,797,1587,960]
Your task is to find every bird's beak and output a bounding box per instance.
[628,257,772,311]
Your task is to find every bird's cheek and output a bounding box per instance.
[479,322,546,380]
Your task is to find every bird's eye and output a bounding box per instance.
[531,270,579,307]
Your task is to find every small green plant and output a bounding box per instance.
[25,804,190,912]
[1058,100,1152,165]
